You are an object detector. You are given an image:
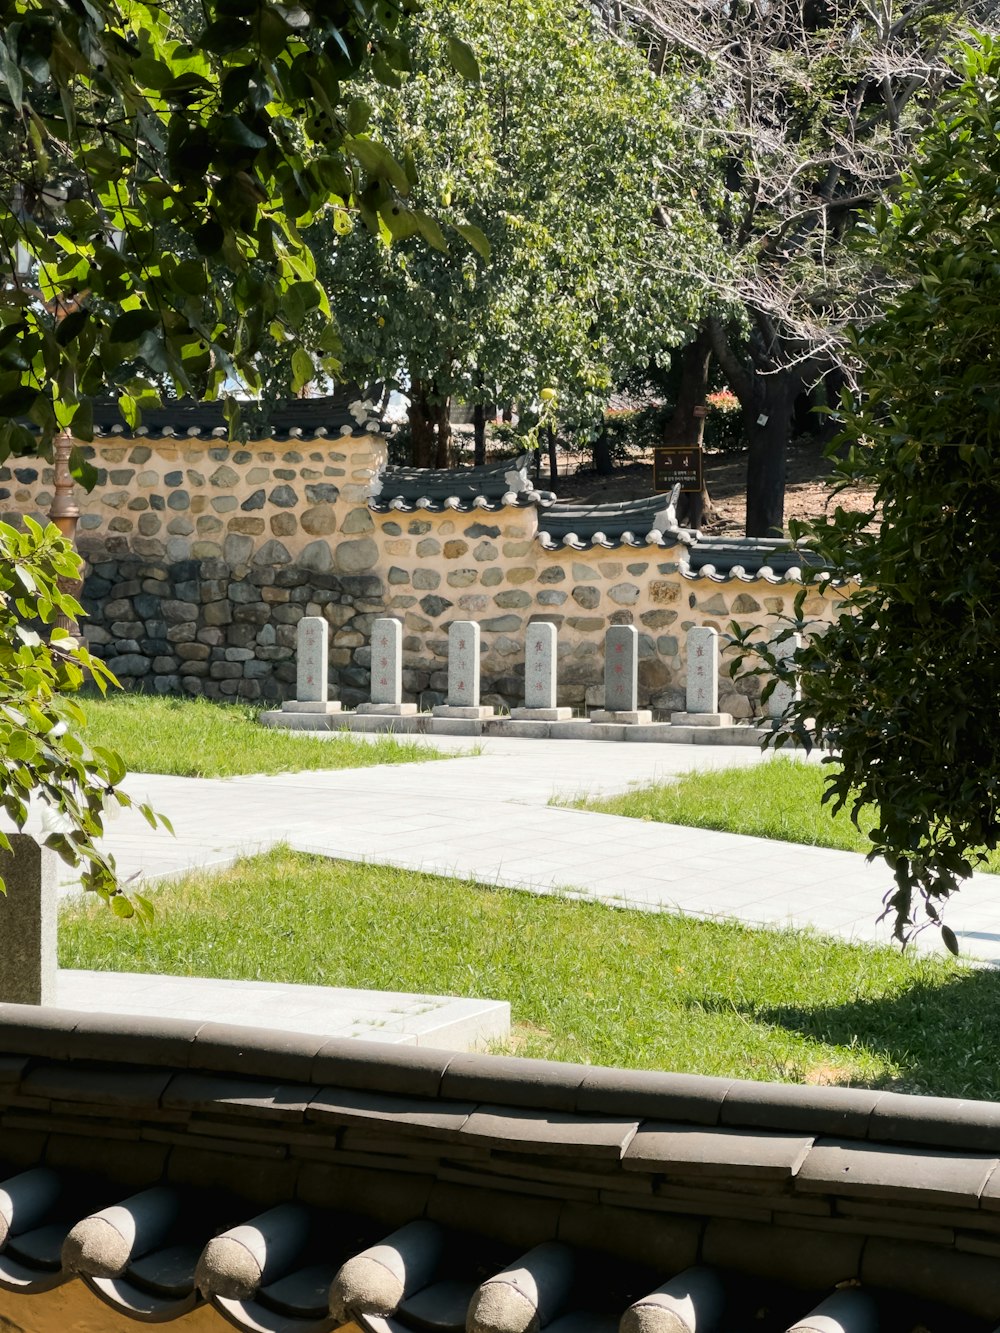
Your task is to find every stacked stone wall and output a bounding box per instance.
[5,433,838,712]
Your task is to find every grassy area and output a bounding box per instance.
[59,847,1000,1099]
[77,694,443,778]
[569,756,1000,872]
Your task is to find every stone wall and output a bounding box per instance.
[6,433,838,712]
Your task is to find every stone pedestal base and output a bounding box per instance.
[669,711,734,727]
[356,703,419,716]
[432,705,496,720]
[282,700,343,714]
[510,707,573,721]
[590,709,653,725]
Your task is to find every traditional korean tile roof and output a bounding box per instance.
[83,391,392,441]
[0,1005,997,1333]
[680,537,828,585]
[369,456,557,515]
[535,496,686,551]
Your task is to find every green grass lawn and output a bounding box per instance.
[570,756,1000,873]
[59,847,1000,1099]
[77,693,443,778]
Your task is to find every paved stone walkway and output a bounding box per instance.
[69,732,1000,962]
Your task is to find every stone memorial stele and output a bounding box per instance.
[670,625,732,727]
[591,625,651,724]
[0,835,56,1005]
[358,619,417,716]
[433,621,495,719]
[282,616,342,713]
[511,622,571,721]
[767,631,802,719]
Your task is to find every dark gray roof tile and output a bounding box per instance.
[575,1070,733,1125]
[0,1006,86,1060]
[719,1081,882,1138]
[21,1065,172,1110]
[869,1092,1000,1153]
[440,1056,586,1113]
[63,1013,201,1069]
[558,1201,701,1271]
[861,1237,1000,1321]
[307,1088,474,1139]
[796,1139,997,1208]
[459,1107,638,1160]
[311,1041,453,1099]
[623,1124,812,1179]
[398,1277,477,1333]
[190,1024,328,1083]
[162,1073,312,1121]
[426,1180,563,1249]
[0,1056,29,1084]
[702,1218,863,1288]
[297,1161,433,1226]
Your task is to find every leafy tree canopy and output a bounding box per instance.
[635,0,991,536]
[736,34,1000,948]
[0,0,473,476]
[315,0,724,463]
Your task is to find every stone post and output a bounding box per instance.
[591,626,651,724]
[282,616,342,714]
[511,623,572,720]
[671,626,733,726]
[0,835,57,1005]
[767,631,802,719]
[433,621,495,719]
[358,619,417,716]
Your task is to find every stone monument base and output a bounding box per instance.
[432,705,496,720]
[355,703,419,716]
[669,711,734,727]
[281,701,343,714]
[590,709,653,725]
[510,706,573,721]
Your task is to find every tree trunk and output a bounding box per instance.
[546,425,559,487]
[593,421,613,476]
[433,393,452,467]
[744,370,798,537]
[473,402,486,467]
[662,328,713,527]
[407,375,436,468]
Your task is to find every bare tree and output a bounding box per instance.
[628,0,997,534]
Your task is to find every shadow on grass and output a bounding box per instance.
[714,968,1000,1099]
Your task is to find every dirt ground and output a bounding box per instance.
[548,438,877,537]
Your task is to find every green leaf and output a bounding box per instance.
[447,35,481,82]
[454,222,491,260]
[291,347,314,393]
[345,137,411,195]
[109,310,160,343]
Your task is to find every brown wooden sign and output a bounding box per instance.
[653,445,703,494]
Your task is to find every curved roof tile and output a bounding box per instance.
[0,1008,996,1329]
[370,455,557,515]
[80,391,392,442]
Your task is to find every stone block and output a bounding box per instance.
[669,712,734,727]
[296,616,329,703]
[281,701,344,714]
[591,709,653,725]
[370,618,404,706]
[432,705,495,720]
[510,707,572,722]
[445,620,481,707]
[0,836,56,1004]
[356,703,419,716]
[687,626,720,713]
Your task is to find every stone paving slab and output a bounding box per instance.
[55,732,1000,963]
[56,970,510,1049]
